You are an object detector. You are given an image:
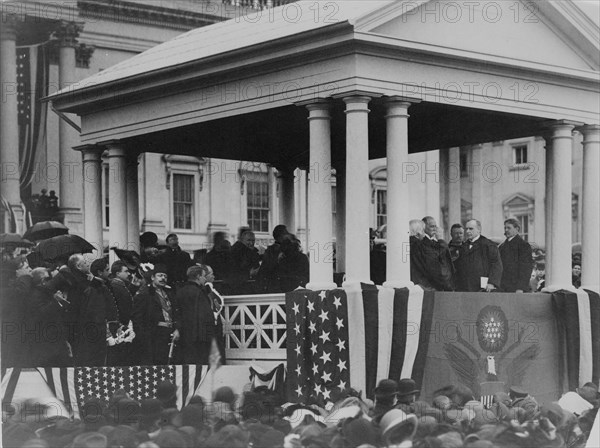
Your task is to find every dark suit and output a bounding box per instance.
[499,235,533,292]
[176,281,216,364]
[454,235,503,292]
[132,284,180,365]
[419,236,455,291]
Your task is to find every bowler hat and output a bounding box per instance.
[374,379,398,397]
[397,379,420,397]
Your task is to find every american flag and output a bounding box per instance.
[286,289,351,407]
[287,284,433,406]
[16,43,49,189]
[37,365,208,418]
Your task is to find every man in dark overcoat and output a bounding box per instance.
[176,265,220,364]
[132,264,180,365]
[454,220,503,292]
[499,218,533,292]
[66,254,118,366]
[419,216,455,291]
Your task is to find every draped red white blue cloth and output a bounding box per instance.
[16,43,49,190]
[286,284,434,406]
[35,365,208,419]
[286,286,599,407]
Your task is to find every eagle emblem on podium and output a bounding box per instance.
[443,305,540,398]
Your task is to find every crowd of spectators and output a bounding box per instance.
[2,378,598,448]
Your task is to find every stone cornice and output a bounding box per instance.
[77,0,225,31]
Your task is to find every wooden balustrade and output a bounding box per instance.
[222,293,287,364]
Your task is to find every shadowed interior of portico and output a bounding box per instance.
[126,100,547,165]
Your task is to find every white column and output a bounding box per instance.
[579,125,600,291]
[126,154,140,253]
[0,16,23,231]
[335,163,346,273]
[470,144,484,221]
[383,99,414,288]
[105,142,129,265]
[543,135,554,283]
[343,96,372,285]
[448,147,462,228]
[305,102,336,290]
[278,168,295,232]
[545,122,577,290]
[56,22,84,226]
[80,146,104,256]
[425,151,441,233]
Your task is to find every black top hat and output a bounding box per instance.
[397,379,420,397]
[374,379,399,397]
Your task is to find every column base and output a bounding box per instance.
[342,280,374,290]
[542,284,578,293]
[383,280,414,289]
[57,207,84,236]
[306,281,338,291]
[580,285,600,294]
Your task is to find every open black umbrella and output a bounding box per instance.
[32,234,95,262]
[0,233,34,249]
[111,247,141,270]
[24,221,69,241]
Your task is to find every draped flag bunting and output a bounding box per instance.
[287,287,598,407]
[286,285,433,406]
[16,43,49,190]
[36,365,208,419]
[552,289,600,390]
[249,363,286,401]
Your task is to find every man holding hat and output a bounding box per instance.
[132,263,181,365]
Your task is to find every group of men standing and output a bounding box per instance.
[409,216,533,292]
[5,250,224,368]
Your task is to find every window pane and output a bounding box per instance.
[173,174,193,229]
[247,179,270,232]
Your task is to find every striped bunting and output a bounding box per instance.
[1,368,22,408]
[37,367,79,418]
[552,289,600,389]
[37,365,208,418]
[287,284,432,403]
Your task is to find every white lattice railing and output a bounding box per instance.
[222,294,287,363]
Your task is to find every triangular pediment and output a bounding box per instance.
[357,0,599,71]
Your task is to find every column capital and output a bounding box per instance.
[0,14,19,41]
[75,144,103,161]
[542,119,584,133]
[101,140,127,157]
[76,43,95,68]
[299,98,332,111]
[53,21,84,48]
[384,96,422,106]
[578,124,600,140]
[305,101,332,120]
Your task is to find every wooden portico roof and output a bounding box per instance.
[49,0,600,166]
